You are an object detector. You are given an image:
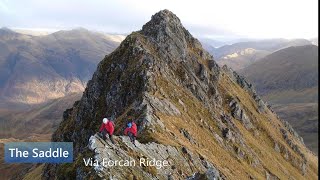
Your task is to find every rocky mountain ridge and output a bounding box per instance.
[43,10,318,179]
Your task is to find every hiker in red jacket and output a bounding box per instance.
[124,120,137,146]
[99,118,115,144]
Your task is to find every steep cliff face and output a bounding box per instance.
[44,10,318,179]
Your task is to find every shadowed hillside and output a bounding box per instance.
[241,45,318,154]
[0,28,124,105]
[0,93,82,179]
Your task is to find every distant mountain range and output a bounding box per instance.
[240,45,318,153]
[0,27,124,105]
[204,38,314,70]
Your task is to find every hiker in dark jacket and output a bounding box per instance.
[124,120,137,146]
[99,118,115,144]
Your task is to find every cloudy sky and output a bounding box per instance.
[0,0,318,40]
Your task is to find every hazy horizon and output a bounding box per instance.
[0,0,318,41]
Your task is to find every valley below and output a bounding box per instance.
[0,93,81,179]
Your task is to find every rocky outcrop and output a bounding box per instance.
[229,99,253,129]
[274,142,281,153]
[187,167,224,180]
[265,171,280,180]
[280,128,304,158]
[222,65,267,113]
[222,128,235,143]
[87,134,223,179]
[281,119,304,145]
[44,10,318,180]
[180,128,196,144]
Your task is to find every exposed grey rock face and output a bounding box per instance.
[187,167,224,180]
[180,128,196,144]
[280,128,304,158]
[87,134,221,180]
[229,99,253,129]
[274,142,280,153]
[281,120,304,145]
[146,94,181,116]
[224,129,236,144]
[222,65,267,113]
[265,171,280,180]
[222,65,255,94]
